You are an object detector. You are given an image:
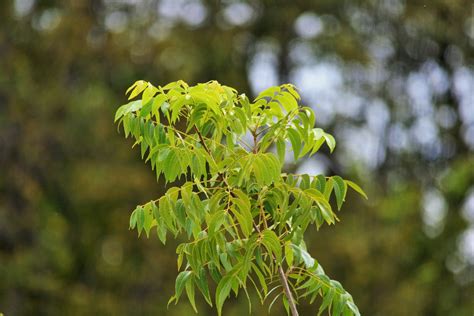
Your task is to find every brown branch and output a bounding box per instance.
[194,125,212,154]
[256,189,298,315]
[193,125,231,187]
[278,265,299,316]
[252,130,258,154]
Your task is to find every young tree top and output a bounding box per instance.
[115,80,367,315]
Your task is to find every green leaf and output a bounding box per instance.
[159,196,176,234]
[282,295,290,315]
[125,81,139,95]
[233,107,248,131]
[279,91,298,112]
[345,180,368,199]
[232,189,253,237]
[302,106,315,127]
[190,91,220,114]
[332,176,347,210]
[195,268,213,306]
[156,222,167,244]
[285,242,294,267]
[262,229,282,263]
[310,137,325,156]
[175,270,192,303]
[185,277,198,312]
[291,243,315,268]
[216,275,233,316]
[115,100,142,122]
[323,132,336,153]
[170,95,187,123]
[305,188,333,223]
[163,149,180,182]
[264,153,281,183]
[276,139,286,164]
[346,300,361,316]
[283,84,301,100]
[318,288,335,316]
[129,209,137,229]
[152,93,167,118]
[136,206,144,236]
[128,80,147,100]
[268,291,284,314]
[252,155,267,186]
[188,103,207,131]
[287,128,301,160]
[142,83,158,106]
[323,177,334,201]
[315,175,326,192]
[332,294,345,316]
[255,86,280,101]
[139,97,153,117]
[143,203,154,238]
[251,263,268,297]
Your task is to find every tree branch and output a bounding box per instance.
[278,265,299,316]
[194,126,211,154]
[254,185,297,315]
[252,129,258,154]
[194,125,230,187]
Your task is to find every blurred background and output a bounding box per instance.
[0,0,473,315]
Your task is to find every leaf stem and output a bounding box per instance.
[256,189,297,315]
[194,125,231,187]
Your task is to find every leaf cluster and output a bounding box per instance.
[115,80,367,315]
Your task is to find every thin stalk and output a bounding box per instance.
[194,126,231,187]
[254,189,298,315]
[278,265,299,316]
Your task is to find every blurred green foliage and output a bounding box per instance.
[0,0,473,315]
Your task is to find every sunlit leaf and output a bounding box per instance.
[345,180,368,199]
[175,271,192,303]
[216,275,233,316]
[332,176,347,210]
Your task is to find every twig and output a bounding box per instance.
[278,265,299,316]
